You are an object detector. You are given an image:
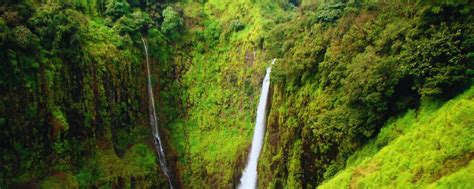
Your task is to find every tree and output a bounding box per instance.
[402,22,470,98]
[104,1,130,21]
[161,6,183,39]
[112,10,151,34]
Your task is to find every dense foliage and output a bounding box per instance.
[1,0,473,188]
[259,1,474,187]
[320,86,474,188]
[0,0,183,187]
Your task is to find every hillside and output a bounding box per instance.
[320,86,474,188]
[0,0,473,188]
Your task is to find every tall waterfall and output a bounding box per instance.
[239,59,276,189]
[141,37,173,188]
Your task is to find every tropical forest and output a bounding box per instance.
[0,0,473,188]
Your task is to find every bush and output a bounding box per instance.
[112,10,151,34]
[12,25,38,49]
[161,6,183,39]
[105,1,130,21]
[402,23,470,97]
[229,19,245,32]
[344,51,401,127]
[315,2,345,23]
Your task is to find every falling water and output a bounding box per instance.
[141,37,173,188]
[239,59,276,189]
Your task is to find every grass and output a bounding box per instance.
[319,86,474,188]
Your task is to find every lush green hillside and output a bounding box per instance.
[0,0,182,187]
[258,1,473,187]
[1,0,473,188]
[166,0,286,187]
[320,85,474,188]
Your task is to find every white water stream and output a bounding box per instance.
[239,59,276,189]
[141,37,173,188]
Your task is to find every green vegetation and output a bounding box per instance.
[1,0,473,188]
[167,1,280,186]
[320,86,474,188]
[257,1,473,187]
[0,0,181,187]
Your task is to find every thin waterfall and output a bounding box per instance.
[239,59,276,189]
[141,37,173,188]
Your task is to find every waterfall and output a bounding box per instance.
[141,37,173,188]
[239,59,276,189]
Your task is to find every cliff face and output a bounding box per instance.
[0,1,178,187]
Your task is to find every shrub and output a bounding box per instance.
[402,23,470,97]
[161,6,183,39]
[315,2,345,23]
[229,19,245,32]
[105,1,130,21]
[12,25,38,49]
[113,10,151,34]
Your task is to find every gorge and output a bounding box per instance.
[1,0,473,188]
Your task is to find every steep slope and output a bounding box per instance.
[2,0,474,188]
[257,1,473,187]
[167,1,287,187]
[0,1,182,187]
[320,86,474,188]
